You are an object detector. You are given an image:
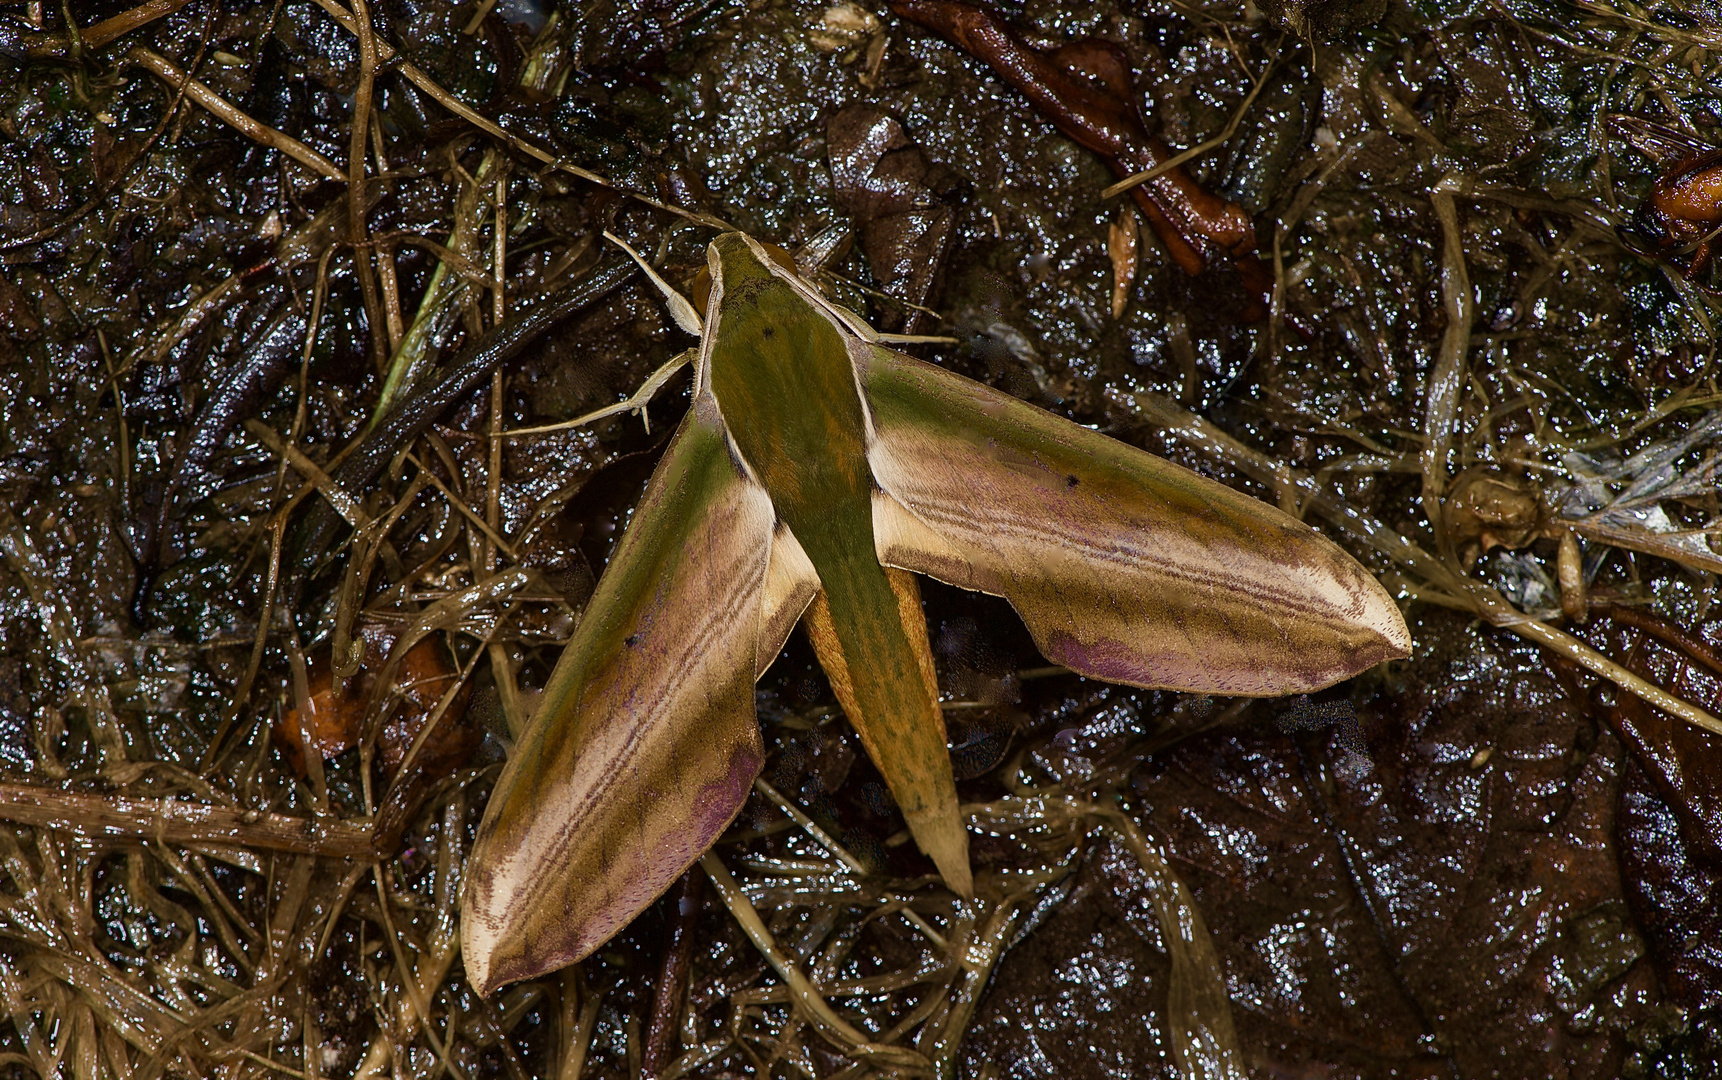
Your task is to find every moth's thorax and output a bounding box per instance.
[705,241,874,527]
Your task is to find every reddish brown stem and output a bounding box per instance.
[891,0,1267,308]
[641,868,704,1078]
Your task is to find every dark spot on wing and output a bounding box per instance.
[761,325,775,338]
[1066,475,1080,488]
[625,634,641,648]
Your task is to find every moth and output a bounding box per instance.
[461,232,1412,996]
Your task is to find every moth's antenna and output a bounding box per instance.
[603,231,703,336]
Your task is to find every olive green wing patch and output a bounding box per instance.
[462,397,778,997]
[858,343,1411,696]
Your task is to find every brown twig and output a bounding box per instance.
[0,12,208,253]
[401,450,519,559]
[890,0,1270,312]
[126,47,346,181]
[699,853,935,1073]
[17,0,193,57]
[200,514,287,772]
[1100,49,1278,200]
[346,0,388,368]
[305,0,599,186]
[368,112,407,349]
[0,784,374,856]
[463,0,500,35]
[245,420,371,528]
[1425,177,1476,567]
[370,231,502,290]
[303,0,730,227]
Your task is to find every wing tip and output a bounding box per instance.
[1352,566,1414,660]
[462,914,603,1000]
[461,839,626,998]
[462,923,502,1000]
[1379,602,1415,658]
[460,889,508,1000]
[461,742,767,998]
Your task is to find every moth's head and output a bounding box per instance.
[693,232,799,318]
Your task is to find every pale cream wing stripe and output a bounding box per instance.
[758,524,820,677]
[857,342,1410,696]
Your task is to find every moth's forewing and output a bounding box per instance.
[858,342,1412,695]
[461,397,778,997]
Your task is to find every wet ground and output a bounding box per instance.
[2,0,1722,1076]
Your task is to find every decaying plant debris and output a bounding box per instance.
[3,0,1722,1076]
